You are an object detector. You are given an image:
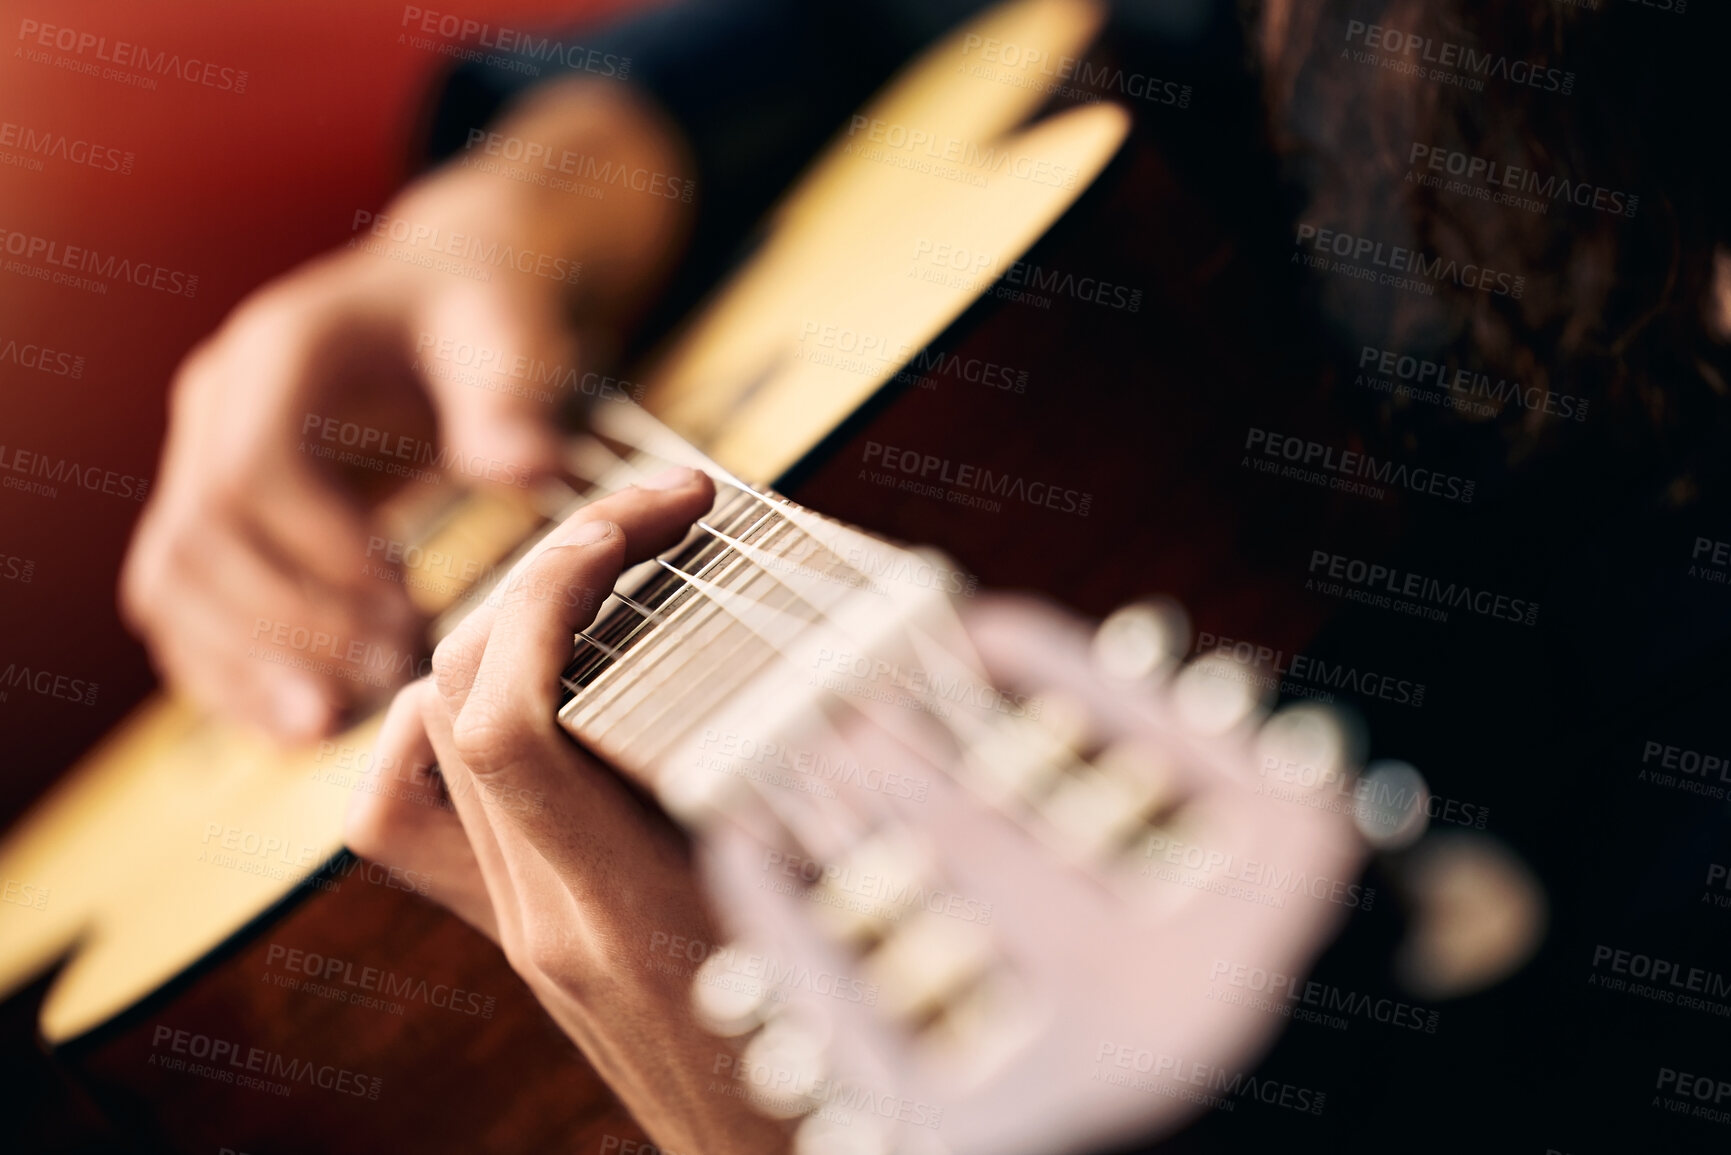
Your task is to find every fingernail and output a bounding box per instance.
[638,466,698,491]
[569,519,617,546]
[275,679,329,739]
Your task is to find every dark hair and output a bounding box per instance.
[1255,0,1731,493]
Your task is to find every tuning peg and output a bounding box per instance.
[740,1004,834,1119]
[1352,760,1430,850]
[960,697,1092,809]
[794,1093,895,1155]
[1170,651,1266,736]
[863,906,995,1025]
[1038,744,1180,861]
[1092,599,1190,682]
[1252,702,1360,796]
[809,826,931,946]
[692,944,776,1037]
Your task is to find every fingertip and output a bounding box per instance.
[636,465,702,492]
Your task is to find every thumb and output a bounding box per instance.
[417,284,573,489]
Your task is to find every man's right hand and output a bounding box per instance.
[120,77,693,742]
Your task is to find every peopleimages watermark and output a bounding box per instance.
[1295,223,1525,299]
[263,942,497,1020]
[0,443,149,503]
[0,227,198,297]
[643,930,880,1009]
[349,210,581,285]
[1702,864,1731,912]
[1140,831,1374,911]
[1195,630,1427,709]
[1,875,49,911]
[0,552,33,584]
[862,440,1092,519]
[0,661,98,707]
[1306,548,1541,627]
[16,19,250,93]
[0,332,84,378]
[1406,143,1636,219]
[909,239,1143,313]
[1655,1066,1731,1128]
[398,7,629,79]
[1588,944,1731,1018]
[0,119,133,176]
[1355,345,1588,422]
[843,115,1085,190]
[458,128,694,202]
[794,319,1032,395]
[1243,427,1475,505]
[599,1138,686,1155]
[1206,960,1439,1034]
[810,645,1039,721]
[957,32,1193,108]
[761,848,995,927]
[694,726,931,803]
[1257,751,1488,831]
[413,331,643,407]
[1093,1043,1327,1116]
[249,616,428,690]
[1637,738,1731,801]
[1688,536,1731,589]
[299,412,530,488]
[1341,20,1575,95]
[709,1050,945,1130]
[149,1025,382,1100]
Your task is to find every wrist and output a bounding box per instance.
[398,76,695,325]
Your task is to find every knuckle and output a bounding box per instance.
[449,694,539,777]
[430,628,484,704]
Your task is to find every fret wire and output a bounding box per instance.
[588,616,781,766]
[566,492,875,730]
[562,496,753,684]
[571,524,857,763]
[569,520,816,731]
[573,571,896,861]
[556,498,934,860]
[561,491,793,692]
[565,509,827,737]
[570,557,885,856]
[562,509,761,687]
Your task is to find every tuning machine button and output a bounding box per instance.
[1092,599,1189,683]
[808,826,931,947]
[692,943,776,1037]
[794,1093,895,1155]
[1253,702,1360,797]
[863,907,995,1026]
[1353,759,1430,849]
[1038,741,1182,861]
[1170,651,1266,737]
[740,1004,834,1119]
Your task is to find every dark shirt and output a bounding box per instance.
[426,3,1731,1152]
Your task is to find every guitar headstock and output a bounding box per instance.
[550,408,1378,1155]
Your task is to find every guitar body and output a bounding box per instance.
[1,3,1396,1150]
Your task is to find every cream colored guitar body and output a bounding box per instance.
[0,0,1128,1045]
